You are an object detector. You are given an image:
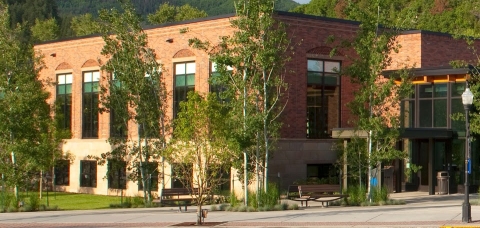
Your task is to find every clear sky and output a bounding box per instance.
[293,0,311,4]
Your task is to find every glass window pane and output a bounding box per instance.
[419,84,433,98]
[324,74,338,85]
[175,75,185,87]
[434,99,447,127]
[307,72,321,84]
[307,60,322,72]
[402,100,415,128]
[84,83,92,93]
[93,71,100,82]
[434,84,447,98]
[186,62,195,74]
[452,83,466,97]
[176,63,185,75]
[324,61,340,73]
[451,98,465,131]
[186,74,195,86]
[84,72,92,82]
[58,75,65,84]
[419,100,432,127]
[92,82,99,92]
[66,74,73,84]
[211,62,217,72]
[58,85,66,95]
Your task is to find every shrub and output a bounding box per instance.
[346,185,367,206]
[273,204,284,211]
[218,204,228,211]
[229,191,240,207]
[371,186,389,203]
[210,205,217,211]
[288,203,299,210]
[28,194,40,211]
[257,183,280,208]
[238,205,247,212]
[248,190,257,208]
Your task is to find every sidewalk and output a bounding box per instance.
[0,192,478,227]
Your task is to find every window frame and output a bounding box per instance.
[54,159,70,186]
[306,59,341,139]
[56,73,73,133]
[173,62,195,119]
[82,71,100,138]
[80,160,97,188]
[108,159,127,190]
[138,162,159,191]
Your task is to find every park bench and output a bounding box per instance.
[287,184,348,207]
[159,188,199,211]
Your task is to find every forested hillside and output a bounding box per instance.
[4,0,480,42]
[291,0,480,36]
[55,0,299,17]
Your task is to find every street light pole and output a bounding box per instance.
[462,82,474,223]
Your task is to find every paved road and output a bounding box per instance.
[0,192,479,227]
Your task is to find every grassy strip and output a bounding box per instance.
[37,192,126,210]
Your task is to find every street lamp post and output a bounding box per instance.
[462,82,474,223]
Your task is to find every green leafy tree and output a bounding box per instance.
[190,0,290,205]
[70,13,99,36]
[30,18,59,42]
[96,0,169,204]
[147,3,208,25]
[336,1,412,198]
[0,2,63,201]
[166,92,235,225]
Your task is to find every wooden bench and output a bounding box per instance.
[159,188,198,211]
[287,184,348,207]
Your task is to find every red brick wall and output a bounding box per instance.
[276,14,359,138]
[389,31,480,70]
[35,14,363,141]
[420,32,480,67]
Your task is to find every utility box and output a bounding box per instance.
[437,171,449,195]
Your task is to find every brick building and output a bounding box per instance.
[34,11,480,196]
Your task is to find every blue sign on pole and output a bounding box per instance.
[468,159,472,174]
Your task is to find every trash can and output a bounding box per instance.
[437,171,449,195]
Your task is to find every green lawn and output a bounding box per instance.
[36,192,130,210]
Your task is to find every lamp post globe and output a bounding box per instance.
[461,85,473,223]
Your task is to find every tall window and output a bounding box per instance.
[401,82,464,130]
[54,160,70,186]
[418,83,447,127]
[209,62,231,98]
[109,75,128,138]
[56,73,72,132]
[306,60,340,139]
[108,160,127,189]
[138,162,159,191]
[82,71,100,138]
[174,62,195,118]
[80,160,97,187]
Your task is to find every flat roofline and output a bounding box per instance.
[383,66,470,78]
[35,10,362,46]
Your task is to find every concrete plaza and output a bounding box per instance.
[0,192,479,227]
